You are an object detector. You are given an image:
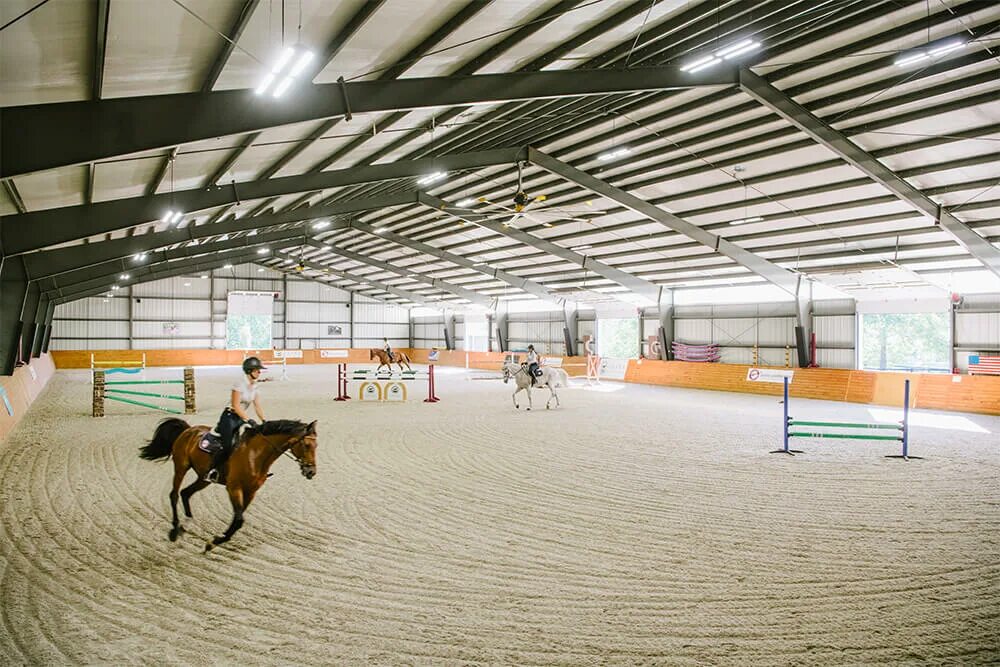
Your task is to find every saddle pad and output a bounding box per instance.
[198,433,223,454]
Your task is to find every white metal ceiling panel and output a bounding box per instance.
[0,0,90,106]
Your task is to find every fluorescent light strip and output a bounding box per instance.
[417,172,446,185]
[272,76,294,98]
[722,43,759,59]
[680,54,717,72]
[729,216,763,225]
[288,51,314,76]
[895,52,928,67]
[929,41,963,56]
[597,147,631,161]
[715,39,754,58]
[456,198,475,207]
[688,57,722,73]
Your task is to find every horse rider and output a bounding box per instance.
[206,356,268,482]
[525,344,540,386]
[383,337,394,363]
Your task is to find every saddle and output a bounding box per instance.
[198,432,224,454]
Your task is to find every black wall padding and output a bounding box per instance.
[793,325,809,368]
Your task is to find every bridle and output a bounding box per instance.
[259,431,312,466]
[502,364,527,383]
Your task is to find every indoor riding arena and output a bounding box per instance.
[1,1,998,664]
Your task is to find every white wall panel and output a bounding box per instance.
[711,318,755,346]
[674,319,712,342]
[132,321,211,337]
[286,302,321,322]
[816,348,855,369]
[287,280,320,301]
[720,347,754,365]
[88,320,129,338]
[814,315,855,347]
[319,303,350,322]
[757,318,794,347]
[355,323,408,339]
[955,312,1000,347]
[134,298,211,320]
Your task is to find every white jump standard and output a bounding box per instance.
[334,364,440,402]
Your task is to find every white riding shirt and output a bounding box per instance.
[526,350,539,364]
[232,375,259,411]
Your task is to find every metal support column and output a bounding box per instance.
[40,301,55,354]
[30,295,49,358]
[1,256,30,374]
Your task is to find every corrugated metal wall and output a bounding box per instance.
[954,293,1000,372]
[51,264,406,350]
[507,311,567,354]
[51,279,1000,370]
[413,314,445,349]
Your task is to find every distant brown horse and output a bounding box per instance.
[370,348,412,372]
[139,418,317,551]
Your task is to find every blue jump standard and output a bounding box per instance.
[771,377,920,460]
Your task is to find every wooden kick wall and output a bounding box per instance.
[48,348,1000,415]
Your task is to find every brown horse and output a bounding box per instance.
[139,418,317,551]
[370,348,412,372]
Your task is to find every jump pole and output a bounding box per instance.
[773,377,917,459]
[93,367,196,417]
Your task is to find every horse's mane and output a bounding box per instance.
[242,419,310,442]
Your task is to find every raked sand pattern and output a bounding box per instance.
[1,364,998,665]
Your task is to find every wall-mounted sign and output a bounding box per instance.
[320,349,349,358]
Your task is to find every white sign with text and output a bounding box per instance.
[746,368,794,383]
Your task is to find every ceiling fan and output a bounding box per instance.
[445,161,596,228]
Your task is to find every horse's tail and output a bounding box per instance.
[139,418,189,461]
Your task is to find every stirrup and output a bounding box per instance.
[205,469,219,483]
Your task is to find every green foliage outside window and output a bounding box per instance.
[226,314,273,350]
[597,318,640,359]
[860,312,950,372]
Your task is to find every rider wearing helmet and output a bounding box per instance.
[525,345,540,386]
[206,356,268,482]
[383,337,394,363]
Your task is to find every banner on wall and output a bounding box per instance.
[273,350,303,359]
[226,291,274,350]
[320,349,349,358]
[163,322,180,336]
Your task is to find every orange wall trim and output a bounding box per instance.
[50,349,1000,415]
[1,354,57,444]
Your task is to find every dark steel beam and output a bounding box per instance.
[417,192,664,304]
[527,147,804,297]
[279,255,436,307]
[299,0,496,174]
[302,239,494,308]
[333,202,566,304]
[145,146,179,197]
[210,0,386,182]
[49,248,276,305]
[2,180,26,214]
[202,0,259,92]
[38,231,308,295]
[23,192,416,279]
[45,238,305,302]
[739,69,1000,279]
[307,0,386,81]
[0,65,737,178]
[92,0,110,100]
[1,148,524,255]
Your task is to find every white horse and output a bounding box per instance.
[501,362,570,410]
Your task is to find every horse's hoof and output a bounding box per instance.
[204,543,214,553]
[169,526,184,542]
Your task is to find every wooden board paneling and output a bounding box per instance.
[49,349,1000,415]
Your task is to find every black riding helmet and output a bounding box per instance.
[242,356,266,374]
